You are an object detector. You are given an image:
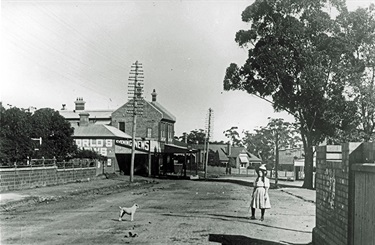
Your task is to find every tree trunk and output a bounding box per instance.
[302,132,314,189]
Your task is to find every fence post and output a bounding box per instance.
[14,162,17,190]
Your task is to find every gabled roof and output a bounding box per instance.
[59,110,113,120]
[228,146,262,162]
[149,101,176,122]
[194,144,229,162]
[73,124,131,138]
[228,147,247,158]
[114,99,176,123]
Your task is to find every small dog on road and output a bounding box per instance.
[119,204,139,222]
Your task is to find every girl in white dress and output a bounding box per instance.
[250,164,271,221]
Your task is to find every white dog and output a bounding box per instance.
[119,204,139,222]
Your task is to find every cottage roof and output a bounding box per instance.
[73,124,132,138]
[208,144,229,161]
[228,146,262,162]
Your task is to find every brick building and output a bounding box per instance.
[60,90,191,176]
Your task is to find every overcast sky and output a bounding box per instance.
[1,0,373,141]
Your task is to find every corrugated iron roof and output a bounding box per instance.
[73,124,131,138]
[207,144,229,161]
[228,147,262,162]
[59,110,113,119]
[149,101,176,122]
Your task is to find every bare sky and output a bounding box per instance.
[1,0,373,141]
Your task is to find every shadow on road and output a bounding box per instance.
[208,234,312,245]
[161,213,312,235]
[208,214,312,234]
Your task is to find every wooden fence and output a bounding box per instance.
[351,163,375,245]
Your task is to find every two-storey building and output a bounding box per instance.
[60,90,191,176]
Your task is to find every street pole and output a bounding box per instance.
[127,61,144,183]
[205,139,209,179]
[130,110,137,182]
[275,131,279,187]
[204,108,212,179]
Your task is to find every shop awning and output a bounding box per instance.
[164,144,197,154]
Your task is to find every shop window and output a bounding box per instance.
[119,122,125,132]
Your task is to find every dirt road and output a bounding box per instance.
[1,179,314,244]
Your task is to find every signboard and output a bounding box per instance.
[115,139,150,152]
[75,139,113,156]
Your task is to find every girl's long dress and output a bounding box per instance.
[250,177,271,209]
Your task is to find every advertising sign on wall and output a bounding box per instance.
[115,139,150,152]
[75,139,113,156]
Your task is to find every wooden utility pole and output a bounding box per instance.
[127,61,144,182]
[275,130,279,187]
[204,108,213,179]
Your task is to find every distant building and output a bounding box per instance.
[278,146,316,180]
[227,146,262,170]
[59,98,113,126]
[194,143,262,171]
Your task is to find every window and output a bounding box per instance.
[160,123,166,141]
[167,124,173,141]
[119,122,125,132]
[147,128,152,138]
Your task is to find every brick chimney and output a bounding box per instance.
[74,97,86,111]
[151,89,157,102]
[79,112,90,127]
[227,141,231,156]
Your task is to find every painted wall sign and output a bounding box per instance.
[75,139,113,156]
[115,139,150,152]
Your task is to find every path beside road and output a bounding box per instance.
[212,175,316,204]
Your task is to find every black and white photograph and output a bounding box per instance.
[1,0,374,244]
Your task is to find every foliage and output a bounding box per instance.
[0,105,33,163]
[223,0,359,189]
[243,118,301,166]
[331,4,375,142]
[223,127,242,146]
[176,129,207,144]
[30,108,76,160]
[0,105,77,163]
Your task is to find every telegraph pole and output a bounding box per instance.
[127,61,144,182]
[275,130,279,187]
[204,108,213,179]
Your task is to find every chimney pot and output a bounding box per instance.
[75,97,86,111]
[151,89,157,102]
[227,142,231,156]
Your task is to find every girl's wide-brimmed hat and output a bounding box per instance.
[259,164,267,171]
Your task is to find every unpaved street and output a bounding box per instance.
[1,179,314,244]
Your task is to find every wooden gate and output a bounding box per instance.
[352,164,375,245]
